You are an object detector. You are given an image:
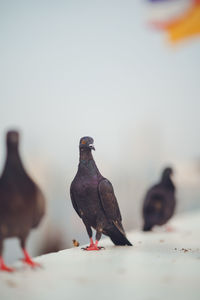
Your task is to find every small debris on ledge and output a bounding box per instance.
[72,239,80,247]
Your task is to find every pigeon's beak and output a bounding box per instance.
[89,144,95,151]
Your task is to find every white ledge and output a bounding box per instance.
[0,211,200,300]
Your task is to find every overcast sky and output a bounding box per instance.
[1,0,200,162]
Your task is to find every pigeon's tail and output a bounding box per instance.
[108,227,132,246]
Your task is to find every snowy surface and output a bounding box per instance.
[0,211,200,300]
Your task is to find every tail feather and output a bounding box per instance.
[108,227,132,246]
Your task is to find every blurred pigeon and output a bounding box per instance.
[142,167,176,231]
[70,136,132,251]
[0,131,45,272]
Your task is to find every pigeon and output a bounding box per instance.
[142,167,176,231]
[0,131,45,272]
[70,136,132,250]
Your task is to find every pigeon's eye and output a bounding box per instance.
[81,140,86,145]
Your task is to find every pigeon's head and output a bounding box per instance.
[162,167,173,178]
[79,136,95,151]
[6,130,20,147]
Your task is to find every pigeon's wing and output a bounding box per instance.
[32,188,46,228]
[143,186,164,213]
[98,179,125,234]
[70,184,81,218]
[143,185,170,227]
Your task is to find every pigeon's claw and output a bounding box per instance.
[0,257,14,272]
[22,257,41,268]
[0,264,15,272]
[81,237,94,250]
[22,249,41,268]
[81,240,105,251]
[82,245,104,251]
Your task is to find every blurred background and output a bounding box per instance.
[0,0,199,263]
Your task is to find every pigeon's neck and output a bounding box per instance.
[79,149,100,176]
[79,148,94,162]
[3,146,26,175]
[161,175,175,190]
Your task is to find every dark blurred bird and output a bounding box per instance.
[0,131,45,272]
[70,136,132,251]
[142,167,176,231]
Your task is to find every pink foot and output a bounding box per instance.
[22,249,41,268]
[83,245,104,251]
[0,257,14,272]
[81,237,94,250]
[82,240,105,251]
